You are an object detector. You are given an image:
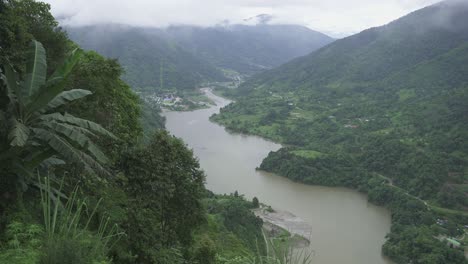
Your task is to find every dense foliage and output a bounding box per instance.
[0,0,68,74]
[213,0,468,263]
[192,193,266,263]
[117,131,206,262]
[0,1,265,263]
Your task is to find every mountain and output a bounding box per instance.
[163,24,334,74]
[66,23,334,90]
[237,0,468,94]
[67,25,226,90]
[219,0,468,203]
[212,1,468,262]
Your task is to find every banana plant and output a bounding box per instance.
[0,40,116,185]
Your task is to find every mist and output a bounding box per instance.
[44,0,442,37]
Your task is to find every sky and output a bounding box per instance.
[44,0,443,38]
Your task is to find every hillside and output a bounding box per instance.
[66,23,333,90]
[237,1,468,94]
[163,24,334,74]
[213,1,468,262]
[217,0,468,201]
[0,2,269,264]
[67,25,227,90]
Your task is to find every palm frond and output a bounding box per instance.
[46,89,92,110]
[41,113,117,140]
[27,49,83,115]
[33,128,107,175]
[41,122,108,163]
[23,148,56,171]
[3,63,22,106]
[23,40,47,100]
[47,48,82,84]
[8,119,30,147]
[41,157,66,167]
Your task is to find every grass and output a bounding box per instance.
[291,150,323,159]
[263,234,313,264]
[398,89,416,101]
[39,176,123,264]
[429,205,468,217]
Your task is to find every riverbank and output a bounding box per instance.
[253,207,311,249]
[164,90,394,264]
[207,90,468,263]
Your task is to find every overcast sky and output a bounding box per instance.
[44,0,442,38]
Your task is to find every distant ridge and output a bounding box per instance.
[66,23,333,90]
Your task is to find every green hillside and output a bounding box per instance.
[164,24,334,75]
[213,1,468,262]
[67,23,334,91]
[236,0,468,94]
[0,2,268,264]
[67,25,227,90]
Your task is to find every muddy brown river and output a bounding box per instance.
[164,90,392,264]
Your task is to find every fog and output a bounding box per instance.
[44,0,442,37]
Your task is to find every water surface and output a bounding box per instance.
[164,90,392,264]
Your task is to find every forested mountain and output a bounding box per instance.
[66,23,333,90]
[67,25,226,90]
[163,24,334,75]
[213,0,468,262]
[237,0,468,94]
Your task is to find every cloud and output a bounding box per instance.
[44,0,442,37]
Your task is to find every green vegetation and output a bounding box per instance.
[212,1,468,263]
[164,24,334,75]
[193,193,265,263]
[290,150,323,160]
[67,25,227,91]
[65,24,334,116]
[0,1,267,263]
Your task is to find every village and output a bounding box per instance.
[139,89,216,111]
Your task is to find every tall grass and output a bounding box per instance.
[236,234,313,264]
[39,176,123,263]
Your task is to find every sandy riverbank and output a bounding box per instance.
[254,207,312,248]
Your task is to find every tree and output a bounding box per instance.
[65,51,143,156]
[191,235,216,264]
[0,40,115,191]
[0,0,68,73]
[252,197,259,208]
[118,131,206,263]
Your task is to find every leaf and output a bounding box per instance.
[48,48,83,82]
[23,148,56,171]
[41,113,117,140]
[8,120,30,147]
[27,49,83,114]
[46,89,92,110]
[41,121,109,163]
[3,63,22,105]
[32,128,108,175]
[41,157,66,167]
[23,40,47,100]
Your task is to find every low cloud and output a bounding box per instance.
[44,0,442,37]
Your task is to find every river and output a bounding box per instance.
[164,89,392,264]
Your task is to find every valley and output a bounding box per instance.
[164,90,393,264]
[1,0,468,263]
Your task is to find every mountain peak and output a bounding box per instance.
[243,14,274,25]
